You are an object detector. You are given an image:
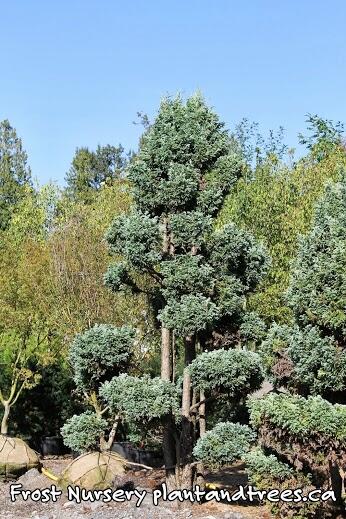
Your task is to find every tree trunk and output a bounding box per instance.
[1,402,10,435]
[162,416,177,491]
[178,336,196,489]
[161,327,172,381]
[160,326,176,489]
[329,460,343,505]
[196,389,206,488]
[105,416,120,451]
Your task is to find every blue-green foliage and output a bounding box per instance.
[193,422,255,468]
[160,255,214,298]
[244,448,294,487]
[170,211,212,250]
[209,223,270,291]
[69,324,135,391]
[249,393,346,443]
[105,95,269,346]
[128,95,235,215]
[101,95,271,459]
[159,294,220,336]
[250,178,346,517]
[260,324,346,394]
[61,411,107,452]
[100,374,180,424]
[262,176,346,397]
[287,178,346,338]
[105,211,161,270]
[239,312,267,343]
[103,262,132,292]
[189,349,263,394]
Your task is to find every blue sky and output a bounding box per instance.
[1,1,345,185]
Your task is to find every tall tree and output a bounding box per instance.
[65,144,128,203]
[0,231,57,434]
[104,94,268,488]
[0,120,32,230]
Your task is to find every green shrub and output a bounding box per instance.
[61,411,107,452]
[193,422,255,468]
[260,324,346,394]
[100,374,180,424]
[69,324,135,391]
[159,294,220,336]
[244,448,294,488]
[249,393,346,443]
[189,348,263,394]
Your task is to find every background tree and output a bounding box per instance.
[218,116,346,323]
[298,113,344,162]
[0,120,32,230]
[48,179,148,341]
[65,144,128,203]
[0,227,58,434]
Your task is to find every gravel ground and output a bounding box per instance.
[0,458,271,519]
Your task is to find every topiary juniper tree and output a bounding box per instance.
[260,174,346,400]
[250,173,346,514]
[61,324,135,453]
[104,94,269,489]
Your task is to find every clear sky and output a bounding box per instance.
[1,1,345,185]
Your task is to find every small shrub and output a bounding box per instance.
[193,422,255,468]
[61,411,107,452]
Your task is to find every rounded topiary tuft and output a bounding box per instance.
[69,324,135,391]
[189,348,264,394]
[61,411,107,453]
[193,422,255,468]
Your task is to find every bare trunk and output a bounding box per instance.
[196,389,206,488]
[199,389,206,436]
[105,416,120,451]
[162,216,169,254]
[161,215,177,487]
[162,416,177,491]
[329,460,343,505]
[1,402,10,435]
[161,327,172,381]
[178,336,196,489]
[161,325,176,488]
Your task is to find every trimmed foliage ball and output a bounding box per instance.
[61,411,107,452]
[189,348,264,395]
[100,374,180,424]
[69,324,135,391]
[193,422,255,468]
[244,448,294,488]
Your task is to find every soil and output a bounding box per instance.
[0,457,272,519]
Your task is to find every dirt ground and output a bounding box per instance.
[0,457,272,519]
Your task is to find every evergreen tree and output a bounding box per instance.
[261,175,346,399]
[61,324,136,452]
[249,174,346,516]
[65,144,128,203]
[0,119,32,230]
[104,94,269,488]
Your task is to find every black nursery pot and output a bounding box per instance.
[41,436,64,456]
[112,442,163,468]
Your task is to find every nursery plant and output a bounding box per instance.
[249,174,346,517]
[103,94,269,488]
[61,324,135,453]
